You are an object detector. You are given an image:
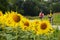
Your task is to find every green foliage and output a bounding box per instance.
[0,25,36,40]
[0,0,60,15]
[23,1,40,16]
[0,24,60,40]
[12,0,24,15]
[0,0,9,13]
[52,2,60,12]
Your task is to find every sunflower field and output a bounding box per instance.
[0,11,60,40]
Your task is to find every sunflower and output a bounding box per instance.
[0,11,3,16]
[30,19,41,31]
[36,20,54,35]
[20,19,31,31]
[0,11,4,23]
[32,19,41,26]
[4,11,23,28]
[0,15,5,24]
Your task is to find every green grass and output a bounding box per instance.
[53,13,60,25]
[25,13,60,25]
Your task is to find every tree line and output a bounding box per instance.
[0,0,60,16]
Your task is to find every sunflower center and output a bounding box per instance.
[0,14,1,16]
[0,13,2,16]
[40,23,47,30]
[35,21,39,24]
[24,22,29,26]
[13,15,20,22]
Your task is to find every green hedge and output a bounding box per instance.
[0,0,60,16]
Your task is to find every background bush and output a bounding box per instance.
[0,0,60,16]
[0,0,9,13]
